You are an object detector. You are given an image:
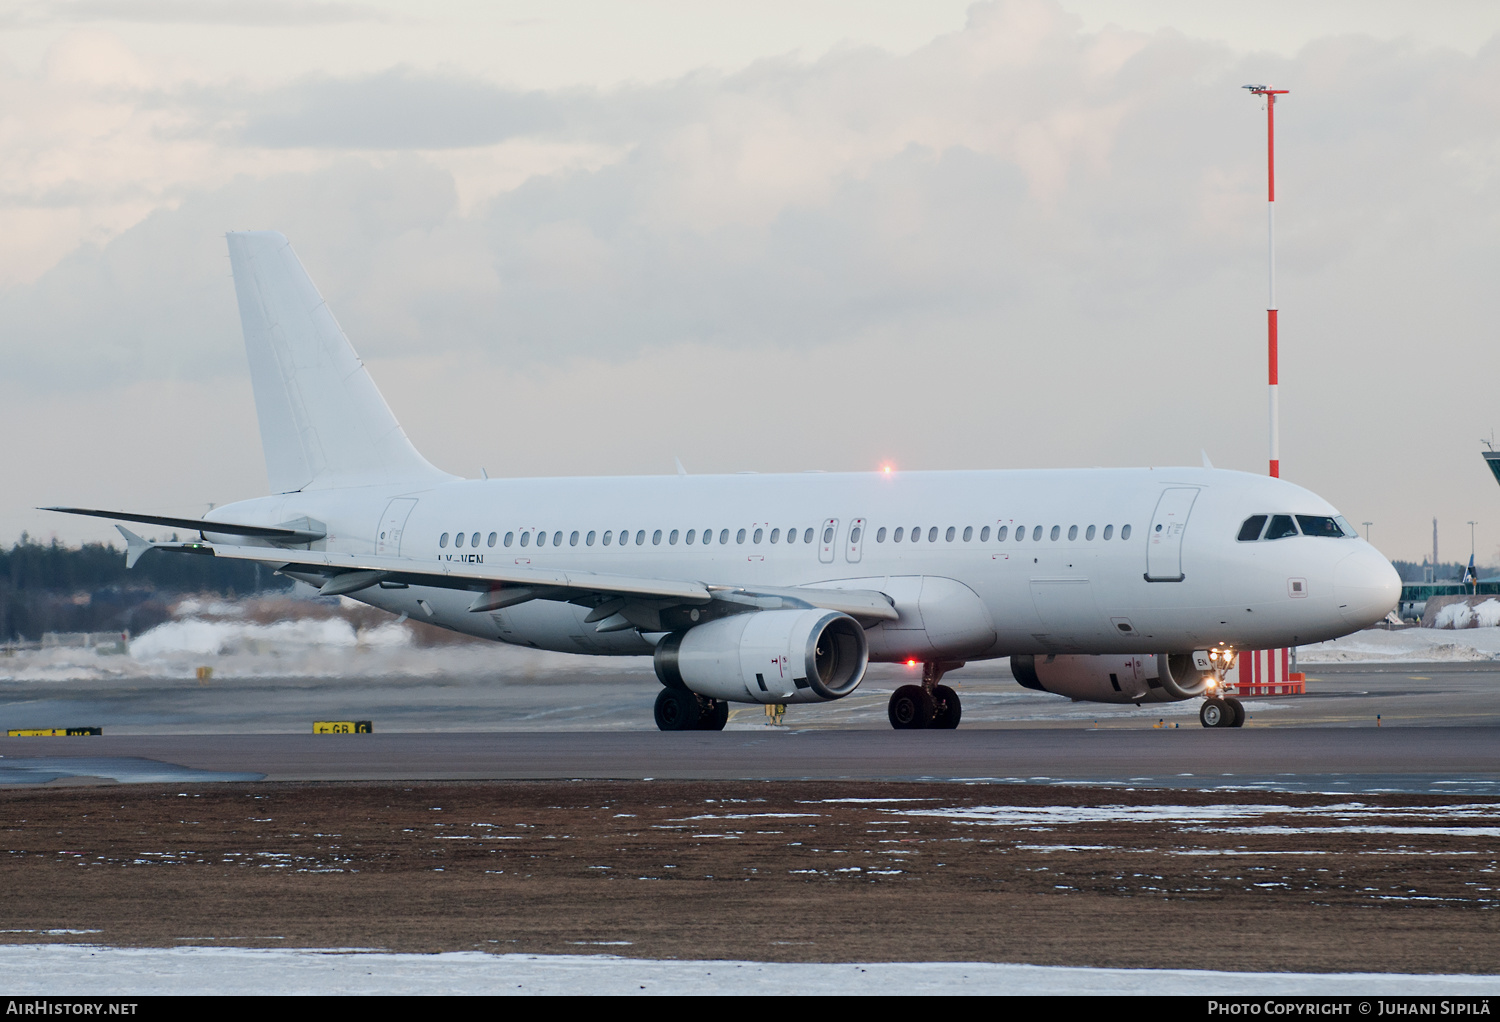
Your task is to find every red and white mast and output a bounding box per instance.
[1242,85,1295,693]
[1246,85,1288,478]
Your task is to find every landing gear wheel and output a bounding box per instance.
[697,697,729,731]
[930,685,962,729]
[654,687,702,731]
[889,684,935,730]
[1225,696,1245,728]
[1199,698,1229,729]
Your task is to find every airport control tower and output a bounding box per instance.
[1484,446,1500,487]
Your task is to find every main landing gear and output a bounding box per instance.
[1199,696,1245,728]
[888,661,963,730]
[653,688,729,731]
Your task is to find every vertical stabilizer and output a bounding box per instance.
[226,231,453,493]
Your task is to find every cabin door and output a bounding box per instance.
[377,498,418,556]
[1145,488,1199,582]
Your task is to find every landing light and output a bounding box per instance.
[906,659,917,667]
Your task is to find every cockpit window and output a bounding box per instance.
[1296,515,1346,538]
[1263,514,1299,540]
[1237,515,1268,542]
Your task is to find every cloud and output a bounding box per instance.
[3,2,1499,557]
[5,0,387,27]
[235,69,574,150]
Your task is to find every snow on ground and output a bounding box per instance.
[0,946,1494,996]
[1296,627,1500,663]
[0,601,650,683]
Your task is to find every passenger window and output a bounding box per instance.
[1085,525,1095,540]
[1103,525,1113,540]
[929,527,939,543]
[686,529,695,545]
[669,529,678,545]
[1238,515,1268,542]
[722,529,732,544]
[823,526,835,544]
[1049,526,1059,541]
[1264,515,1299,540]
[1033,526,1043,541]
[504,531,514,547]
[1121,524,1132,540]
[602,530,612,546]
[570,531,580,547]
[770,528,780,543]
[1068,525,1077,540]
[945,527,955,542]
[1015,526,1024,542]
[803,528,814,544]
[586,531,596,546]
[876,527,887,543]
[455,532,465,548]
[737,529,747,544]
[893,527,904,542]
[996,526,1007,541]
[439,532,449,548]
[636,530,646,545]
[1296,515,1345,538]
[784,528,796,544]
[519,532,529,547]
[963,526,973,542]
[553,531,562,546]
[535,532,545,547]
[850,526,862,543]
[753,528,763,544]
[651,530,661,545]
[472,532,480,548]
[980,526,990,541]
[488,532,497,547]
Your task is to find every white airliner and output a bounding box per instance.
[49,232,1400,731]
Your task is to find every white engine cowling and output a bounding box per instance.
[654,609,868,704]
[1011,653,1212,704]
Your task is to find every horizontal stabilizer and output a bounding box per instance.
[45,507,325,543]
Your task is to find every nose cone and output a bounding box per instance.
[1334,548,1402,628]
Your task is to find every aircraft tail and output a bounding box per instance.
[226,231,453,493]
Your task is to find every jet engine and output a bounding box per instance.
[1011,652,1213,704]
[655,608,868,704]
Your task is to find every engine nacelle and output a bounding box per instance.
[1011,652,1213,704]
[655,609,868,704]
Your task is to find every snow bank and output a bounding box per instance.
[1296,626,1500,663]
[0,946,1493,996]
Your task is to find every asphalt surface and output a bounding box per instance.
[2,660,1498,791]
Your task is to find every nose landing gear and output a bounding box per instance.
[1199,697,1245,728]
[888,661,964,730]
[1199,647,1244,728]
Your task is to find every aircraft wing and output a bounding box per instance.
[166,539,898,629]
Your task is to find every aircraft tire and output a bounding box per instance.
[1199,698,1229,729]
[697,697,729,731]
[1226,696,1245,728]
[654,687,703,731]
[931,685,962,729]
[889,684,935,730]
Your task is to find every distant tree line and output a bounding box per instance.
[1390,560,1497,584]
[0,535,291,641]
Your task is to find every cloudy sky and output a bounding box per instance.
[2,0,1498,564]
